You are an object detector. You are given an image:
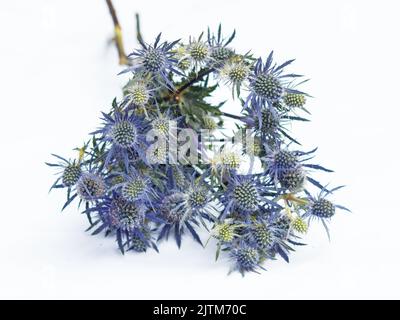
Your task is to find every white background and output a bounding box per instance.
[0,0,399,299]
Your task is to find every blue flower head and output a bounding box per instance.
[262,146,333,192]
[220,173,279,219]
[76,172,106,202]
[229,242,264,276]
[108,170,157,209]
[46,154,82,190]
[303,186,350,239]
[156,187,207,248]
[245,51,304,124]
[207,24,236,66]
[93,109,149,169]
[123,33,181,88]
[47,25,349,276]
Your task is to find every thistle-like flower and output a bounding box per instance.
[245,51,304,125]
[151,114,171,137]
[112,172,156,206]
[220,174,278,218]
[207,25,236,66]
[230,242,263,276]
[302,186,350,238]
[278,167,306,192]
[187,39,210,66]
[202,115,218,131]
[292,216,308,234]
[283,93,306,109]
[221,150,242,170]
[160,193,187,223]
[263,148,300,181]
[48,26,348,276]
[233,180,260,212]
[219,60,250,90]
[130,235,147,252]
[123,77,152,107]
[251,223,273,250]
[273,213,292,235]
[124,33,181,87]
[212,221,239,243]
[46,154,82,190]
[92,110,148,168]
[185,183,209,211]
[62,164,82,187]
[76,172,106,201]
[262,146,332,190]
[109,196,146,231]
[157,189,204,247]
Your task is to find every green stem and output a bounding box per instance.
[219,111,244,121]
[135,13,144,44]
[175,68,214,95]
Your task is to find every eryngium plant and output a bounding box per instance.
[47,22,350,276]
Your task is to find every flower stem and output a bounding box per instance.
[219,111,244,121]
[105,0,129,65]
[135,13,144,44]
[175,68,214,95]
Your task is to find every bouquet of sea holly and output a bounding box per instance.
[47,6,349,276]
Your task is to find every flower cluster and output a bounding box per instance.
[47,26,349,276]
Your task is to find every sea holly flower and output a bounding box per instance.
[202,115,218,131]
[262,146,333,191]
[156,189,205,248]
[62,163,82,187]
[168,165,188,190]
[251,222,274,250]
[231,180,260,212]
[83,194,160,253]
[205,145,244,181]
[221,150,242,171]
[174,44,191,71]
[243,106,309,147]
[76,172,106,201]
[123,76,152,107]
[47,24,349,276]
[207,24,236,66]
[92,109,148,169]
[130,234,149,253]
[278,167,307,193]
[46,154,82,189]
[263,148,300,181]
[219,59,250,95]
[210,46,234,64]
[245,51,305,124]
[109,171,156,207]
[184,182,211,214]
[283,93,306,109]
[123,33,181,87]
[109,196,146,231]
[302,186,351,238]
[212,220,240,243]
[220,174,280,219]
[229,242,264,276]
[272,213,293,236]
[122,176,148,202]
[292,216,308,234]
[187,38,210,67]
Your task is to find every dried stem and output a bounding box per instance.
[105,0,129,65]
